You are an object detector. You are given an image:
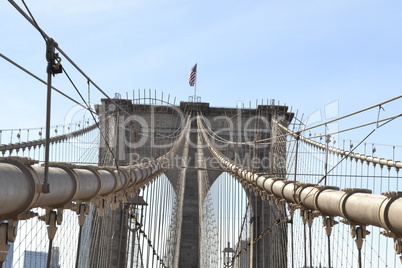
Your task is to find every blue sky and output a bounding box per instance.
[1,0,402,149]
[1,2,401,265]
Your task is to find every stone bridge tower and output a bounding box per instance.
[96,98,293,267]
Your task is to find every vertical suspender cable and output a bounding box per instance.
[75,210,84,267]
[151,180,157,268]
[219,174,222,266]
[237,176,240,262]
[158,177,164,267]
[102,208,110,268]
[146,184,154,267]
[226,173,228,257]
[141,187,148,268]
[309,216,313,268]
[232,173,235,266]
[163,177,171,266]
[291,133,300,268]
[89,211,97,267]
[129,206,135,268]
[43,39,57,194]
[139,200,145,268]
[154,176,162,267]
[327,230,331,268]
[109,207,118,267]
[151,178,158,267]
[145,186,152,267]
[125,202,131,266]
[167,178,172,266]
[303,220,307,268]
[252,188,256,267]
[46,236,54,268]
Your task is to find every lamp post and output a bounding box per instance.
[222,242,235,267]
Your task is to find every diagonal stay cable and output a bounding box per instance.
[312,113,402,185]
[62,66,120,169]
[298,94,402,134]
[296,114,402,206]
[275,114,402,170]
[7,0,132,117]
[0,53,90,112]
[286,113,402,142]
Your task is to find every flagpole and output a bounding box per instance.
[189,63,197,102]
[194,80,197,102]
[194,64,197,102]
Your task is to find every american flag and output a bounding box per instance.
[188,64,197,87]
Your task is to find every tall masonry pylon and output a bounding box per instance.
[94,98,293,267]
